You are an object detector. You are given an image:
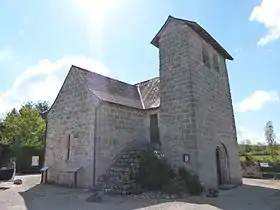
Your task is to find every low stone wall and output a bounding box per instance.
[47,170,74,187]
[240,161,262,179]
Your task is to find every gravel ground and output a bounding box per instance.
[0,175,280,210]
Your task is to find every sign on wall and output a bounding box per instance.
[31,156,39,166]
[183,154,190,163]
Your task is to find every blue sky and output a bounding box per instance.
[0,0,280,144]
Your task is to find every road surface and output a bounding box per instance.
[0,175,280,210]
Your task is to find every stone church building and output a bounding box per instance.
[44,16,242,190]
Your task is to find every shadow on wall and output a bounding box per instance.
[18,178,280,210]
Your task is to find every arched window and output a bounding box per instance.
[213,54,219,73]
[66,134,71,161]
[202,44,210,68]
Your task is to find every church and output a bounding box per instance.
[44,16,242,190]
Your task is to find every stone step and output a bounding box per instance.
[111,179,132,184]
[120,149,145,156]
[108,171,130,176]
[114,159,135,164]
[113,162,131,167]
[110,175,133,181]
[109,166,131,171]
[118,154,138,159]
[97,145,150,195]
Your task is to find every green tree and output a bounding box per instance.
[0,120,5,144]
[240,139,253,153]
[255,142,266,153]
[0,104,46,148]
[35,101,50,120]
[265,121,277,163]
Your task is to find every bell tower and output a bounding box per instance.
[151,16,242,187]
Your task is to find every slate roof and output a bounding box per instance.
[136,77,160,109]
[74,66,160,109]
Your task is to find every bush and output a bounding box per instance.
[135,150,174,191]
[15,146,44,174]
[162,176,187,195]
[131,184,144,195]
[0,144,44,174]
[135,149,203,195]
[178,167,203,195]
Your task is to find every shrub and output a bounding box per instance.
[135,150,173,191]
[162,176,187,195]
[131,184,144,195]
[135,149,203,195]
[177,167,203,195]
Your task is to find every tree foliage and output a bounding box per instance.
[239,139,253,153]
[23,101,50,119]
[0,103,46,148]
[265,121,277,163]
[35,101,49,119]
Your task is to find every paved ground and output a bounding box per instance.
[0,175,280,210]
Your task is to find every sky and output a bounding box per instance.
[0,0,280,144]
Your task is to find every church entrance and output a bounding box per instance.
[216,143,230,186]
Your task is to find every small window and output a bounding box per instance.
[213,54,219,73]
[66,134,71,161]
[202,45,210,68]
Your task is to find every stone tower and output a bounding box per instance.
[151,16,242,188]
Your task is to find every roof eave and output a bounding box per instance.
[150,16,234,61]
[151,15,173,48]
[190,22,233,60]
[45,65,75,117]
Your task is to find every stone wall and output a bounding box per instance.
[157,18,242,188]
[158,19,199,172]
[45,68,99,188]
[95,102,149,181]
[184,25,242,187]
[240,161,262,179]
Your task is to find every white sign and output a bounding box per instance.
[31,156,39,166]
[183,154,190,163]
[260,162,270,168]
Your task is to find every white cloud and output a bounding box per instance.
[0,55,109,115]
[0,48,13,62]
[235,90,279,112]
[249,0,280,45]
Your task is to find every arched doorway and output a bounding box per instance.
[216,143,230,185]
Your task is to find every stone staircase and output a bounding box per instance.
[97,142,152,195]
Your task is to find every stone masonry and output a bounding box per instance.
[44,15,242,190]
[154,16,242,187]
[95,102,149,181]
[45,68,99,188]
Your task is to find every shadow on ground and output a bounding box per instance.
[19,179,280,210]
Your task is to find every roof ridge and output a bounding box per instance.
[135,76,159,86]
[71,65,135,87]
[137,85,145,109]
